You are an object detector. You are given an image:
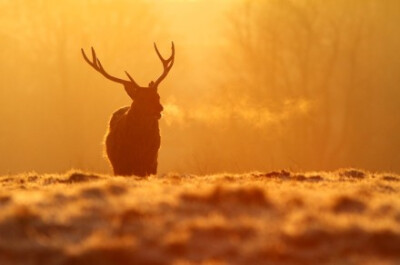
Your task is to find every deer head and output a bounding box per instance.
[81,43,175,119]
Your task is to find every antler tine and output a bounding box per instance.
[81,47,93,66]
[170,41,175,61]
[81,47,101,70]
[125,71,138,86]
[154,42,175,63]
[96,58,104,71]
[154,43,163,61]
[91,47,97,64]
[153,42,175,88]
[81,47,140,87]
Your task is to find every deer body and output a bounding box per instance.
[105,106,160,176]
[82,43,174,176]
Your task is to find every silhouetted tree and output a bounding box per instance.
[221,0,397,171]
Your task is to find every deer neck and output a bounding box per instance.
[127,105,160,124]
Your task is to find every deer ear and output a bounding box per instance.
[124,83,137,100]
[148,81,158,92]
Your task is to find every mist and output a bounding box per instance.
[0,0,399,175]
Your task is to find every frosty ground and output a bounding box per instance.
[0,169,399,265]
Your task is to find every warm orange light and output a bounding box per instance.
[0,0,399,175]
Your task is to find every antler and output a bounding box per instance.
[153,42,175,88]
[81,47,140,88]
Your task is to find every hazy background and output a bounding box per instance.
[0,0,399,175]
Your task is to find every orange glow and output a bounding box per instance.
[0,0,399,175]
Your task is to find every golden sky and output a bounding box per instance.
[0,0,399,174]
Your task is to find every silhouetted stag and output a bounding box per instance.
[82,43,175,176]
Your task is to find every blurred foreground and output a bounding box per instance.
[0,169,400,264]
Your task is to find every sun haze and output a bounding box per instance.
[0,0,400,175]
[1,1,400,264]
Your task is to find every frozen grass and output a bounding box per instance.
[0,169,399,264]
